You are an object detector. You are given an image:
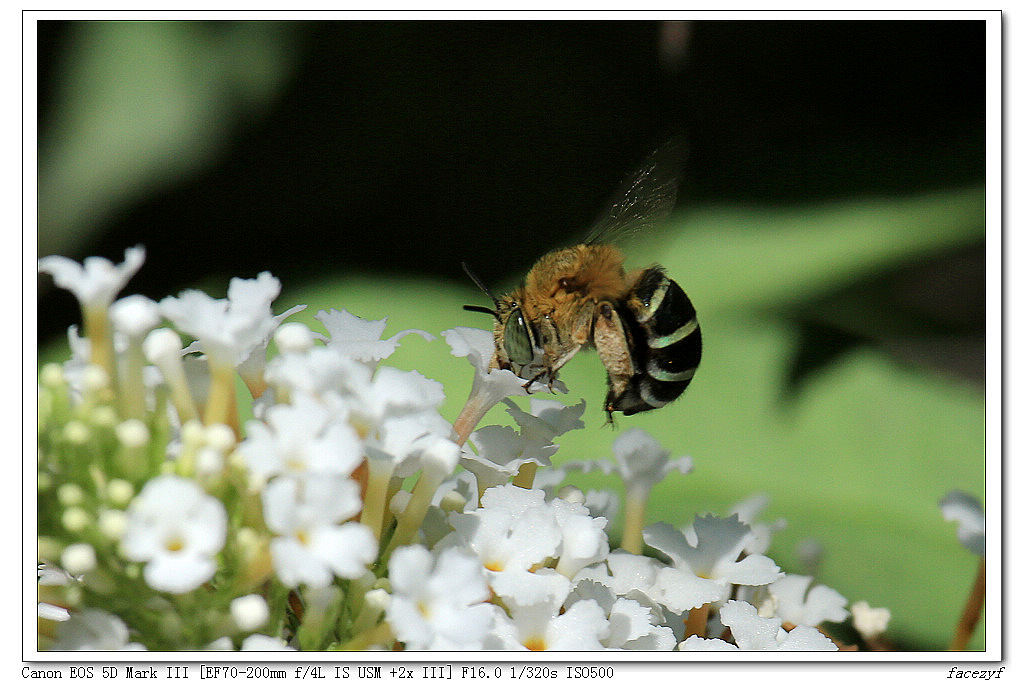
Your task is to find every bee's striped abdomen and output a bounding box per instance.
[605,267,702,416]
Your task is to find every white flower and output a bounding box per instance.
[462,425,557,491]
[262,474,376,588]
[608,428,692,499]
[729,494,786,556]
[443,327,566,443]
[768,574,848,627]
[494,599,610,651]
[566,580,675,650]
[264,346,371,400]
[120,476,227,593]
[316,308,433,365]
[51,609,147,651]
[718,599,837,651]
[461,398,584,491]
[550,497,609,579]
[386,545,495,649]
[446,485,570,606]
[645,515,783,613]
[444,326,530,398]
[504,398,586,443]
[940,490,985,555]
[577,550,662,602]
[237,392,363,485]
[159,272,301,368]
[850,600,891,639]
[39,245,145,309]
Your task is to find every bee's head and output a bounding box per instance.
[461,262,543,377]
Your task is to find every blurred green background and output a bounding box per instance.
[36,19,988,650]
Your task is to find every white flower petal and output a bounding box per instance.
[654,565,727,613]
[716,553,782,587]
[940,490,985,555]
[144,551,217,593]
[39,246,145,308]
[317,308,434,363]
[315,522,377,579]
[770,574,849,626]
[679,635,739,651]
[777,625,839,651]
[51,609,144,651]
[719,599,781,650]
[545,599,609,650]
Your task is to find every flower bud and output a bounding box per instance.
[98,509,127,540]
[557,485,586,505]
[230,594,270,631]
[115,419,149,449]
[81,364,111,393]
[389,490,412,516]
[61,543,97,574]
[205,423,236,452]
[57,483,85,506]
[63,421,90,445]
[275,322,315,354]
[91,406,119,429]
[62,507,90,533]
[40,363,66,390]
[106,479,134,506]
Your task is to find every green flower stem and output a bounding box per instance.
[349,591,384,640]
[340,621,393,651]
[83,305,117,397]
[119,339,147,420]
[381,477,404,533]
[203,360,238,434]
[949,556,985,651]
[620,491,648,555]
[386,470,443,556]
[361,458,394,541]
[152,353,199,425]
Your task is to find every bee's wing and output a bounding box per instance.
[582,138,685,246]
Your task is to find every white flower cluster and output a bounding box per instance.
[38,247,859,652]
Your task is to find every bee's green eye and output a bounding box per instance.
[504,309,534,366]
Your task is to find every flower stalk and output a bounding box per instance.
[203,360,239,435]
[949,557,985,651]
[620,493,646,555]
[82,305,118,400]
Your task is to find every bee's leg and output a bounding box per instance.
[594,301,647,416]
[603,406,617,427]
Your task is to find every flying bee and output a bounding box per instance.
[463,140,702,418]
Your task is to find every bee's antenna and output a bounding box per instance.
[461,261,500,306]
[463,304,499,319]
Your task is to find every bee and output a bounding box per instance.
[463,140,702,418]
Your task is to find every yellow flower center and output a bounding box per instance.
[523,637,546,651]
